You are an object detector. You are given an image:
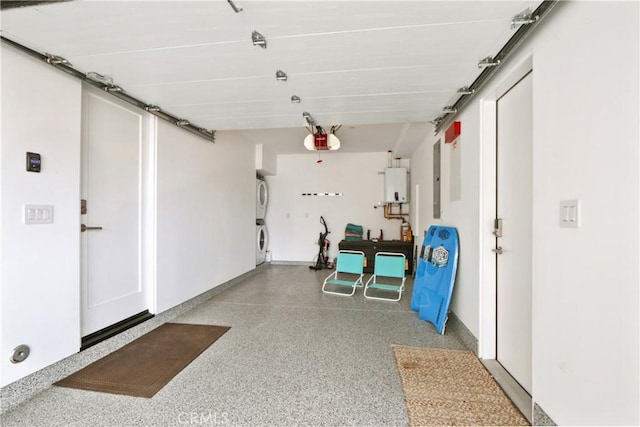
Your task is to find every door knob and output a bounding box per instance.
[492,246,503,255]
[81,224,103,232]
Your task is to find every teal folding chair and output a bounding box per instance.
[322,250,365,296]
[364,252,406,301]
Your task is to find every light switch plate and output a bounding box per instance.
[24,205,54,224]
[559,200,580,228]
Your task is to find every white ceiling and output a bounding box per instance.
[1,0,542,155]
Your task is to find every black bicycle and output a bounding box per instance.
[309,216,330,270]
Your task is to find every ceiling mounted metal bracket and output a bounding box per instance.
[199,128,216,139]
[44,53,70,66]
[227,0,243,13]
[86,71,113,85]
[252,30,267,49]
[429,116,446,126]
[104,85,124,93]
[0,36,217,144]
[511,7,539,29]
[276,70,288,81]
[302,111,316,127]
[456,86,475,95]
[434,1,559,133]
[478,56,500,69]
[1,1,72,11]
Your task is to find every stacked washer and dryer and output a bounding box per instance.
[256,177,269,265]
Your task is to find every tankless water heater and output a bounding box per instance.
[384,168,408,203]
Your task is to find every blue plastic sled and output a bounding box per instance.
[411,226,459,334]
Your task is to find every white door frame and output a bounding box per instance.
[141,112,157,316]
[478,55,533,360]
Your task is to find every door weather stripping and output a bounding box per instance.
[434,0,558,133]
[1,36,216,143]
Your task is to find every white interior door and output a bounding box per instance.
[81,87,148,336]
[496,71,533,394]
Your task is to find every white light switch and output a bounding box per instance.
[24,205,54,224]
[559,200,580,228]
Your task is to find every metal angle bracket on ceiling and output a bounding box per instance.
[0,0,71,10]
[434,0,559,134]
[0,36,217,143]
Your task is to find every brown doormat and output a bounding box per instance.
[393,345,529,426]
[55,323,230,398]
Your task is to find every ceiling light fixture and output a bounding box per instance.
[478,56,500,68]
[443,106,457,114]
[275,70,288,82]
[457,86,475,95]
[251,30,266,49]
[176,119,190,126]
[511,7,539,29]
[227,0,243,13]
[291,95,301,103]
[145,105,161,113]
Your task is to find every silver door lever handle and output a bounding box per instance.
[492,246,503,255]
[81,224,103,232]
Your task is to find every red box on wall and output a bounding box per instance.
[445,121,461,144]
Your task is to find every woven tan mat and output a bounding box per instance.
[393,345,529,426]
[55,323,230,398]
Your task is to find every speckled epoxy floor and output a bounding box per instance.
[1,265,467,426]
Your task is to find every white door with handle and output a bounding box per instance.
[495,71,533,394]
[81,87,150,336]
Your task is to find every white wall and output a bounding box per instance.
[411,2,639,424]
[411,128,481,336]
[1,45,82,386]
[266,152,411,264]
[1,45,260,386]
[255,144,277,176]
[528,2,638,424]
[155,125,256,312]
